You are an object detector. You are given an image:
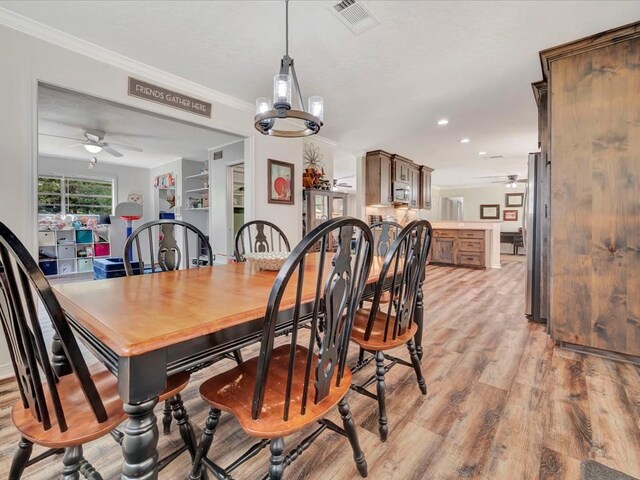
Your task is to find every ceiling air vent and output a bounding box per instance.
[330,0,380,35]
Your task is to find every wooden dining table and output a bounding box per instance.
[52,254,425,479]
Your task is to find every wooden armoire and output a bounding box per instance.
[535,22,640,360]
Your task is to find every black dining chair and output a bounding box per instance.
[188,216,374,480]
[370,221,403,258]
[123,219,243,437]
[349,220,433,441]
[234,220,291,262]
[0,221,194,480]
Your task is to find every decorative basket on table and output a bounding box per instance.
[243,252,290,271]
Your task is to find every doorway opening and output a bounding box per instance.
[36,82,247,281]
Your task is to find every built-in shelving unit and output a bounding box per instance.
[185,169,210,211]
[38,227,111,276]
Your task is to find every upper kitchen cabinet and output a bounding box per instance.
[420,166,433,210]
[392,154,412,183]
[365,150,393,206]
[366,150,434,209]
[407,164,420,209]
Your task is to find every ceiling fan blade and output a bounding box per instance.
[65,143,88,149]
[39,133,86,142]
[105,142,143,152]
[102,145,123,157]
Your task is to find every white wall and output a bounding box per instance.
[253,135,304,246]
[436,184,526,232]
[0,22,333,377]
[210,140,244,260]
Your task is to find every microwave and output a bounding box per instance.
[393,182,410,203]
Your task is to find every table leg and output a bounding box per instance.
[121,397,159,480]
[414,279,424,360]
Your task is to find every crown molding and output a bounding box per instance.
[0,7,254,112]
[0,7,342,147]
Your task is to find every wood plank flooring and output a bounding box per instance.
[1,260,639,479]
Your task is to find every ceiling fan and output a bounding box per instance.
[332,178,353,190]
[480,174,527,189]
[39,129,143,158]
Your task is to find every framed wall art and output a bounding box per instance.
[268,159,295,205]
[505,193,524,207]
[480,204,500,220]
[503,210,518,221]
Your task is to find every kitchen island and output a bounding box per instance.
[429,221,501,269]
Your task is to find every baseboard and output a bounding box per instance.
[559,341,640,366]
[0,362,15,381]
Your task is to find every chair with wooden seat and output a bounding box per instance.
[349,219,433,441]
[188,216,374,480]
[234,220,291,262]
[0,221,194,480]
[123,218,243,436]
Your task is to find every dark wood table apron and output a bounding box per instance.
[53,257,425,480]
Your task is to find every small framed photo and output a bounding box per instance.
[480,204,500,220]
[505,193,524,207]
[268,159,295,205]
[503,210,518,221]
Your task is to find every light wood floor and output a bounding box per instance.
[1,261,639,479]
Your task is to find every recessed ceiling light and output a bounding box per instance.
[437,119,449,125]
[460,138,470,143]
[478,151,487,155]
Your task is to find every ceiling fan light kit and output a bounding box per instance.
[254,0,324,138]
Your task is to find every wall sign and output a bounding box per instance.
[128,77,212,118]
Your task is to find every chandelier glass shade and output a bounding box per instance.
[254,0,323,137]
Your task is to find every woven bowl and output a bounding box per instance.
[243,252,290,271]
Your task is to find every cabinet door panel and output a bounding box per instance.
[432,238,455,264]
[380,155,392,205]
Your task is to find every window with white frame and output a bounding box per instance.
[37,175,114,215]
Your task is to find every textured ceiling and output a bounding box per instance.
[4,1,640,186]
[38,85,241,168]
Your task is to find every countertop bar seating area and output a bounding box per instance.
[0,2,639,479]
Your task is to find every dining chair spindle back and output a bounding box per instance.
[234,220,291,262]
[123,219,213,275]
[190,216,374,480]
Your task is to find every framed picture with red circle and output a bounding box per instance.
[268,158,295,205]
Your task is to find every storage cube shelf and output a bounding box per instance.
[37,227,111,277]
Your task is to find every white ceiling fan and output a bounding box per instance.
[39,129,143,158]
[332,178,353,190]
[480,174,527,189]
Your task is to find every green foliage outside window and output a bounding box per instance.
[37,176,113,215]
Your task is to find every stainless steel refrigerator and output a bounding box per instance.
[524,152,550,325]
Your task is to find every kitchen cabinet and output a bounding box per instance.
[420,166,433,210]
[365,150,393,207]
[430,229,486,269]
[393,155,412,183]
[366,150,434,209]
[408,164,420,208]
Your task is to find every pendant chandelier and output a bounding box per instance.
[254,0,324,137]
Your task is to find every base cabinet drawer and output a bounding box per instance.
[457,229,484,239]
[433,229,456,238]
[458,239,484,252]
[457,252,483,267]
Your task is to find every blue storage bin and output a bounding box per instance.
[93,257,141,279]
[75,229,93,244]
[39,260,58,276]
